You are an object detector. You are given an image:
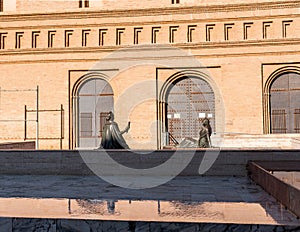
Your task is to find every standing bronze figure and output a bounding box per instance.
[198,118,212,148]
[99,111,130,149]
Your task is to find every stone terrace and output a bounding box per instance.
[0,149,299,231]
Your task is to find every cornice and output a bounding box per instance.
[0,13,299,30]
[1,50,300,64]
[0,1,300,22]
[0,38,299,56]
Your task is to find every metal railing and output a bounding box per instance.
[248,161,300,219]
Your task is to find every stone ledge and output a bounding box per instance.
[0,149,299,176]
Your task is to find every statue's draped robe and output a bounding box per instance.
[100,121,129,149]
[198,126,210,148]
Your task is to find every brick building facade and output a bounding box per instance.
[0,0,300,149]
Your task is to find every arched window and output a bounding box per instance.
[165,76,215,145]
[77,78,113,147]
[270,72,300,133]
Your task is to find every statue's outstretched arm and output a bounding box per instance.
[120,122,130,134]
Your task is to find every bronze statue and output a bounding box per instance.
[99,111,130,149]
[198,117,212,148]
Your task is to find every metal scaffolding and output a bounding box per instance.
[25,104,64,149]
[0,85,65,149]
[0,86,39,149]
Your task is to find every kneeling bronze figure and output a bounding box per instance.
[99,111,130,149]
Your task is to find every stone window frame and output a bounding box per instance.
[263,65,300,134]
[157,68,223,150]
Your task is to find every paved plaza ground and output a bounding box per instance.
[0,175,299,227]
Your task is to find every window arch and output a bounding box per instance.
[159,73,215,147]
[269,72,300,134]
[74,77,114,148]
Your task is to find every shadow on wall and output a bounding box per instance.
[0,141,35,150]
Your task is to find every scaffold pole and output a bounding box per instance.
[36,85,39,150]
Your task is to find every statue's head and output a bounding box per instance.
[106,111,114,121]
[202,117,210,126]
